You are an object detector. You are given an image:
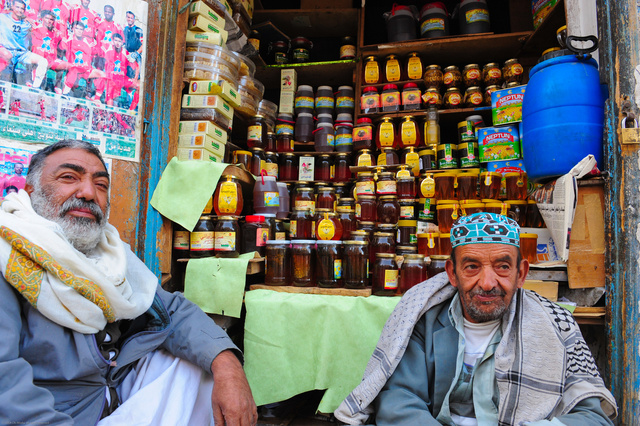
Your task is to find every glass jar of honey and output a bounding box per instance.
[456,171,479,200]
[458,142,479,169]
[395,245,417,269]
[443,65,462,89]
[484,200,509,216]
[264,151,279,178]
[443,87,462,109]
[337,197,356,210]
[190,215,215,258]
[399,199,417,219]
[376,116,397,149]
[383,54,402,83]
[480,172,502,200]
[279,152,298,181]
[336,207,357,240]
[437,143,459,169]
[434,172,457,200]
[370,231,396,274]
[214,216,240,258]
[417,232,439,257]
[377,195,400,224]
[502,58,524,84]
[527,200,545,228]
[343,241,369,288]
[316,186,337,211]
[355,172,375,196]
[438,234,452,256]
[436,201,459,233]
[289,207,313,240]
[422,87,443,108]
[214,175,243,216]
[315,154,333,182]
[463,64,481,87]
[507,200,528,227]
[315,211,343,240]
[349,230,369,243]
[397,219,418,245]
[363,55,380,84]
[397,176,416,199]
[291,240,316,287]
[402,82,422,111]
[483,62,503,86]
[233,150,252,169]
[372,253,398,296]
[464,86,483,108]
[356,195,377,222]
[505,172,528,200]
[424,64,443,89]
[265,240,291,285]
[250,147,266,176]
[418,198,437,222]
[427,254,449,278]
[294,186,315,215]
[334,153,352,182]
[519,233,537,264]
[376,172,397,195]
[419,149,436,173]
[484,85,499,106]
[316,240,343,288]
[399,254,426,294]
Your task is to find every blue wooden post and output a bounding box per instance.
[598,0,640,421]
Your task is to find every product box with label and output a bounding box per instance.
[176,147,223,162]
[486,158,526,198]
[479,125,521,162]
[279,91,294,114]
[188,80,241,108]
[178,120,227,143]
[186,29,227,46]
[281,69,297,93]
[299,156,315,181]
[178,134,226,158]
[182,94,234,121]
[491,85,526,125]
[188,1,224,30]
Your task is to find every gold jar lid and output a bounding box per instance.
[444,65,459,72]
[376,253,396,258]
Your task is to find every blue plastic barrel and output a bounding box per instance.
[522,53,605,182]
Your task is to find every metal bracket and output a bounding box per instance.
[620,117,640,145]
[143,119,150,135]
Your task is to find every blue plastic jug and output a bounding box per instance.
[522,35,605,182]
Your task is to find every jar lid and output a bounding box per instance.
[484,201,507,207]
[379,195,398,200]
[359,221,375,226]
[297,112,313,117]
[480,171,502,177]
[336,207,354,213]
[251,147,265,152]
[344,240,368,245]
[377,223,397,228]
[373,231,395,237]
[464,64,480,69]
[292,239,317,244]
[200,215,213,220]
[282,152,296,157]
[260,176,276,181]
[266,240,290,244]
[418,197,437,203]
[382,84,399,91]
[293,206,312,211]
[338,197,355,202]
[417,232,440,237]
[265,151,277,156]
[505,172,527,177]
[384,53,398,60]
[465,86,481,92]
[484,62,500,68]
[457,170,480,177]
[426,87,440,93]
[528,199,537,204]
[520,233,538,238]
[376,253,396,258]
[396,245,418,251]
[318,186,336,192]
[398,220,418,226]
[234,150,252,156]
[460,202,484,208]
[444,65,459,72]
[405,253,425,259]
[426,64,441,70]
[507,200,528,205]
[316,240,342,244]
[365,55,377,61]
[297,186,314,191]
[418,149,436,155]
[358,171,374,177]
[245,215,265,223]
[436,202,458,209]
[315,208,332,213]
[434,172,457,178]
[218,216,239,220]
[338,85,353,91]
[445,87,461,93]
[504,58,520,65]
[403,82,419,89]
[317,85,333,91]
[430,255,450,260]
[357,195,376,200]
[398,199,417,204]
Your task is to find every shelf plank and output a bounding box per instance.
[361,32,533,65]
[256,61,357,91]
[250,284,372,297]
[252,9,359,39]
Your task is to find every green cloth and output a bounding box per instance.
[150,157,228,231]
[183,252,254,318]
[243,290,401,413]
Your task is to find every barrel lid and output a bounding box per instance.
[267,240,290,244]
[421,2,447,15]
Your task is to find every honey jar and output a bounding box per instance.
[436,201,459,233]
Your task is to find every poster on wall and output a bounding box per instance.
[0,0,147,162]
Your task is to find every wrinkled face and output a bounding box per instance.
[446,243,529,323]
[26,148,111,254]
[104,6,114,21]
[43,14,55,30]
[126,12,134,26]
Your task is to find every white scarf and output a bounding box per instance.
[0,190,157,334]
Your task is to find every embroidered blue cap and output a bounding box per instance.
[450,212,520,248]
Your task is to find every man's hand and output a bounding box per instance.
[210,350,258,426]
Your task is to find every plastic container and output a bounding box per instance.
[231,51,256,77]
[459,0,490,35]
[214,175,243,216]
[434,172,457,200]
[405,52,423,80]
[480,172,502,199]
[353,118,374,150]
[277,182,290,219]
[265,240,291,285]
[253,175,280,214]
[335,122,354,152]
[378,148,400,166]
[456,171,480,200]
[315,85,335,116]
[420,2,449,38]
[291,36,313,63]
[295,112,314,143]
[316,240,343,288]
[417,232,439,257]
[385,4,417,42]
[241,215,269,256]
[182,63,238,88]
[184,51,240,80]
[295,85,315,115]
[505,172,528,200]
[276,113,295,153]
[336,86,355,115]
[315,122,335,152]
[522,43,605,182]
[527,200,545,228]
[376,117,397,149]
[402,83,422,111]
[436,201,459,233]
[520,233,538,264]
[383,55,402,83]
[363,56,380,84]
[291,240,316,287]
[381,84,401,112]
[507,200,528,227]
[180,108,231,132]
[361,86,380,114]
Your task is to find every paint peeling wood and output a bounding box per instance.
[598,0,640,422]
[109,159,140,248]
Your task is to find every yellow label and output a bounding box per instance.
[501,203,508,216]
[484,174,493,186]
[290,220,297,237]
[275,232,286,240]
[406,152,420,176]
[386,59,401,82]
[247,124,262,142]
[400,205,414,218]
[311,221,316,238]
[365,62,379,83]
[356,180,375,195]
[451,205,459,221]
[421,175,436,198]
[427,235,436,248]
[295,200,315,215]
[202,196,213,214]
[379,122,395,147]
[334,259,342,279]
[265,163,278,177]
[384,269,399,290]
[317,217,336,240]
[330,165,335,180]
[377,180,397,194]
[217,181,238,214]
[355,204,362,218]
[214,231,236,251]
[397,168,411,179]
[190,231,214,250]
[378,152,387,166]
[407,57,422,80]
[173,230,190,250]
[402,121,418,146]
[358,154,372,167]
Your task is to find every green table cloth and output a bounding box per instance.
[243,290,400,414]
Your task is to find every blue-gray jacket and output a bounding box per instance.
[0,276,239,425]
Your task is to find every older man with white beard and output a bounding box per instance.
[0,140,257,425]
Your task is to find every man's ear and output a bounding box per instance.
[516,258,530,289]
[445,259,458,288]
[24,183,34,195]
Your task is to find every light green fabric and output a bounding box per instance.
[150,157,228,231]
[243,290,401,413]
[183,252,254,318]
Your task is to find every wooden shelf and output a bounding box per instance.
[250,284,372,297]
[360,32,533,65]
[358,106,492,124]
[256,60,357,91]
[252,8,359,39]
[519,0,566,58]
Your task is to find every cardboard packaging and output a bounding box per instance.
[492,85,526,125]
[478,125,521,162]
[188,1,224,30]
[176,147,223,162]
[181,94,234,121]
[524,280,559,301]
[186,29,227,46]
[281,69,297,93]
[299,156,315,181]
[178,120,227,142]
[188,80,241,108]
[178,134,226,158]
[279,91,295,114]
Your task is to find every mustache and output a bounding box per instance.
[469,287,506,298]
[60,197,104,223]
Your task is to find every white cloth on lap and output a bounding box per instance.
[98,350,214,426]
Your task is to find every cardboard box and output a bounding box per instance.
[478,125,521,162]
[492,85,526,125]
[185,29,227,46]
[524,280,559,301]
[299,156,314,181]
[189,1,224,29]
[176,147,223,162]
[279,90,294,114]
[181,94,234,121]
[189,15,226,35]
[567,183,605,288]
[280,69,297,93]
[178,134,226,158]
[188,80,241,108]
[178,120,227,142]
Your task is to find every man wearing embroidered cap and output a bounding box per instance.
[335,212,617,425]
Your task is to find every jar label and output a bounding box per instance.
[421,17,445,34]
[292,48,309,61]
[264,191,280,207]
[466,8,490,24]
[422,91,441,106]
[191,231,214,250]
[385,59,401,82]
[290,220,297,237]
[355,203,362,218]
[317,218,336,240]
[336,96,355,108]
[488,68,501,79]
[467,92,483,105]
[335,133,353,146]
[311,221,316,238]
[402,89,421,107]
[260,159,267,174]
[443,72,454,86]
[511,64,524,75]
[202,196,213,214]
[340,44,356,59]
[377,180,397,195]
[256,228,269,246]
[427,235,436,249]
[275,52,288,64]
[361,94,380,111]
[295,96,314,109]
[407,57,423,80]
[275,232,286,240]
[218,182,238,214]
[401,122,418,146]
[356,180,375,195]
[265,163,278,177]
[276,123,294,135]
[330,165,335,180]
[327,133,335,147]
[400,205,414,218]
[379,122,395,146]
[377,152,387,166]
[316,96,335,108]
[448,93,462,106]
[450,206,459,221]
[357,154,372,168]
[215,231,236,251]
[410,233,418,244]
[364,62,379,84]
[247,125,262,142]
[296,200,315,215]
[484,174,493,186]
[381,92,400,108]
[173,230,190,250]
[384,269,398,290]
[421,176,436,198]
[334,259,342,279]
[353,126,373,142]
[406,152,420,176]
[248,38,259,51]
[466,68,481,80]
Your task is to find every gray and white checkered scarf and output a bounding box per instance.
[334,272,617,425]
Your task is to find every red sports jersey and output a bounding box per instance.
[95,20,123,50]
[25,0,45,21]
[69,6,98,40]
[61,36,96,68]
[40,0,71,33]
[31,24,63,64]
[104,46,129,78]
